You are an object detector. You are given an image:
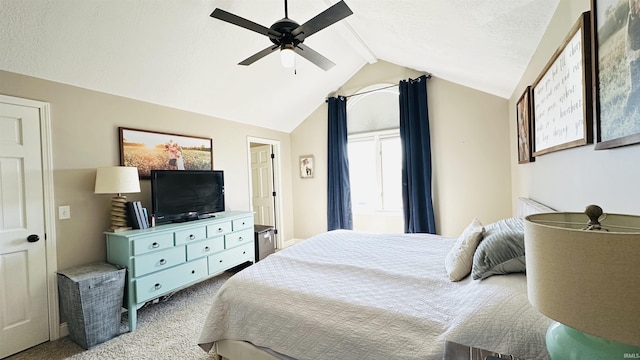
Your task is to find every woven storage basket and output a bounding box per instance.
[57,262,125,349]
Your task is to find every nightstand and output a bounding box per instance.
[443,341,524,360]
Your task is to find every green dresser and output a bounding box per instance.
[106,211,254,331]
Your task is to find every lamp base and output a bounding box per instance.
[546,322,640,360]
[109,194,131,232]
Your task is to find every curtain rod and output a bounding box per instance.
[325,73,432,102]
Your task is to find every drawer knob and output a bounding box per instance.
[159,259,167,265]
[219,259,223,263]
[242,251,246,255]
[152,242,160,248]
[191,270,195,274]
[188,234,195,240]
[154,283,162,290]
[204,246,210,252]
[217,227,223,233]
[238,237,243,241]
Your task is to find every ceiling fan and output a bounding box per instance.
[210,0,353,71]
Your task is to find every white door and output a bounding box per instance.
[0,102,50,357]
[250,144,275,227]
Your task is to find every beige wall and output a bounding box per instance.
[509,0,640,215]
[291,61,511,239]
[0,70,294,271]
[1,55,519,271]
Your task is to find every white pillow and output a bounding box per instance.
[444,218,485,281]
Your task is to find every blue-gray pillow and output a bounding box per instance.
[471,218,526,280]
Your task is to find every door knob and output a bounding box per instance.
[27,234,40,243]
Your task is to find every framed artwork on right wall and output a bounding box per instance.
[531,11,593,156]
[516,86,535,164]
[592,0,640,149]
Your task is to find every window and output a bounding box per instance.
[348,129,402,213]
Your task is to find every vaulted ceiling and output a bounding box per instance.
[0,0,559,132]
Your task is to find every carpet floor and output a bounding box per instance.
[7,272,232,360]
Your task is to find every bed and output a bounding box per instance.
[198,198,555,360]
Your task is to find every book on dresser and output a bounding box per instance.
[135,201,148,228]
[105,210,255,332]
[125,201,137,229]
[126,201,148,229]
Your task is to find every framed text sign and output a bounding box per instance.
[532,11,593,156]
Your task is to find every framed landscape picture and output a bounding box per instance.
[119,127,213,178]
[592,0,640,149]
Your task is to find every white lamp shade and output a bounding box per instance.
[524,212,640,346]
[94,166,141,194]
[280,47,295,68]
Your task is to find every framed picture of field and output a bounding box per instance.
[592,0,640,149]
[119,127,213,178]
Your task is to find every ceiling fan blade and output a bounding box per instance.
[239,45,279,66]
[294,44,335,71]
[291,1,353,41]
[211,8,280,37]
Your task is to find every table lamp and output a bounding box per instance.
[524,205,640,359]
[94,166,140,232]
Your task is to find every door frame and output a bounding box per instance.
[0,95,59,340]
[246,137,285,249]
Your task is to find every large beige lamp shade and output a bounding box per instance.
[94,166,140,232]
[524,210,640,359]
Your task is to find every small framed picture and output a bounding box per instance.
[299,155,314,178]
[516,86,535,164]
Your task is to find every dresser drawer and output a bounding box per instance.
[132,247,186,277]
[231,242,254,263]
[135,258,208,303]
[132,233,174,255]
[206,221,232,237]
[232,217,252,231]
[186,237,225,261]
[208,242,254,275]
[225,228,253,249]
[174,226,207,246]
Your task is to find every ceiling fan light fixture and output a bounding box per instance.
[280,44,295,68]
[211,0,352,70]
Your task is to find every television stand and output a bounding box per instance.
[105,210,254,331]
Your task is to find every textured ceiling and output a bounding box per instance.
[0,0,559,133]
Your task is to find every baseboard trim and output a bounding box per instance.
[59,322,68,338]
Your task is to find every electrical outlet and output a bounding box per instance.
[58,205,71,220]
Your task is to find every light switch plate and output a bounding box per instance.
[58,205,71,220]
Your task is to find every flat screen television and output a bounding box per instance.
[150,170,225,224]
